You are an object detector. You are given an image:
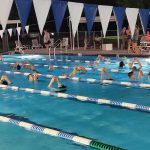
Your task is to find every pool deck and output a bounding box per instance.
[3,48,150,57]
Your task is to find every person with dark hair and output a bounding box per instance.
[0,75,12,85]
[119,61,125,69]
[10,62,21,71]
[48,76,67,92]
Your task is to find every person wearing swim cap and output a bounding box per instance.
[27,72,39,82]
[100,67,112,80]
[0,75,12,85]
[48,76,66,90]
[128,57,143,80]
[119,61,125,69]
[10,61,21,71]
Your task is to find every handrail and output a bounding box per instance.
[53,40,62,59]
[49,39,62,60]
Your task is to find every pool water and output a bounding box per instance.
[0,54,150,150]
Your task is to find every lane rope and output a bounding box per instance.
[0,69,150,89]
[0,84,150,113]
[0,115,124,150]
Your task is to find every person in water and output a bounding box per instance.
[119,61,125,69]
[48,76,66,89]
[27,72,39,82]
[100,67,112,80]
[69,66,87,77]
[10,61,21,71]
[128,57,143,80]
[0,75,12,85]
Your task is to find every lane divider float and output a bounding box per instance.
[0,115,124,150]
[0,84,150,113]
[0,70,150,89]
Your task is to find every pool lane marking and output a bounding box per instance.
[0,69,150,89]
[1,61,149,74]
[0,115,123,150]
[0,84,150,113]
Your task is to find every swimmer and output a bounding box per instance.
[69,66,87,77]
[100,67,112,80]
[148,72,150,80]
[0,75,12,85]
[27,72,39,82]
[48,76,66,90]
[119,61,125,69]
[128,57,143,80]
[10,61,21,71]
[128,57,142,71]
[48,65,54,71]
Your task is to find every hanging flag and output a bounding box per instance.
[0,30,4,38]
[98,5,113,37]
[8,28,13,37]
[139,9,150,35]
[16,27,21,35]
[126,8,139,38]
[33,0,52,34]
[52,0,67,32]
[113,7,125,34]
[68,2,83,37]
[13,28,17,36]
[84,4,97,34]
[25,25,29,34]
[15,0,32,28]
[0,0,13,30]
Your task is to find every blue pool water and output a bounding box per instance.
[1,54,150,150]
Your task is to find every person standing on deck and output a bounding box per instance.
[43,29,50,52]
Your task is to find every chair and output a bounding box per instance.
[15,40,29,51]
[32,39,43,49]
[60,37,69,50]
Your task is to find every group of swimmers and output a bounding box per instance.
[0,54,150,92]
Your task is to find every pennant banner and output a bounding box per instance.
[98,5,113,37]
[0,30,4,38]
[8,28,12,37]
[52,0,67,32]
[0,0,13,30]
[113,7,125,34]
[84,4,97,34]
[139,9,150,35]
[33,0,52,34]
[15,0,32,28]
[16,27,21,35]
[126,8,139,38]
[68,2,83,37]
[25,25,29,34]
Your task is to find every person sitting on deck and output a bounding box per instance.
[69,66,87,77]
[100,67,112,80]
[0,75,12,85]
[128,57,143,80]
[10,61,21,71]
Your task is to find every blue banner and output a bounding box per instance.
[52,0,67,32]
[15,0,32,28]
[84,4,97,34]
[113,7,125,34]
[139,9,150,34]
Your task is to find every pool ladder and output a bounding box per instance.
[49,39,62,60]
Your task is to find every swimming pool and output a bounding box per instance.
[0,54,150,150]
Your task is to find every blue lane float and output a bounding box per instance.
[0,69,150,89]
[0,84,150,113]
[0,115,124,150]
